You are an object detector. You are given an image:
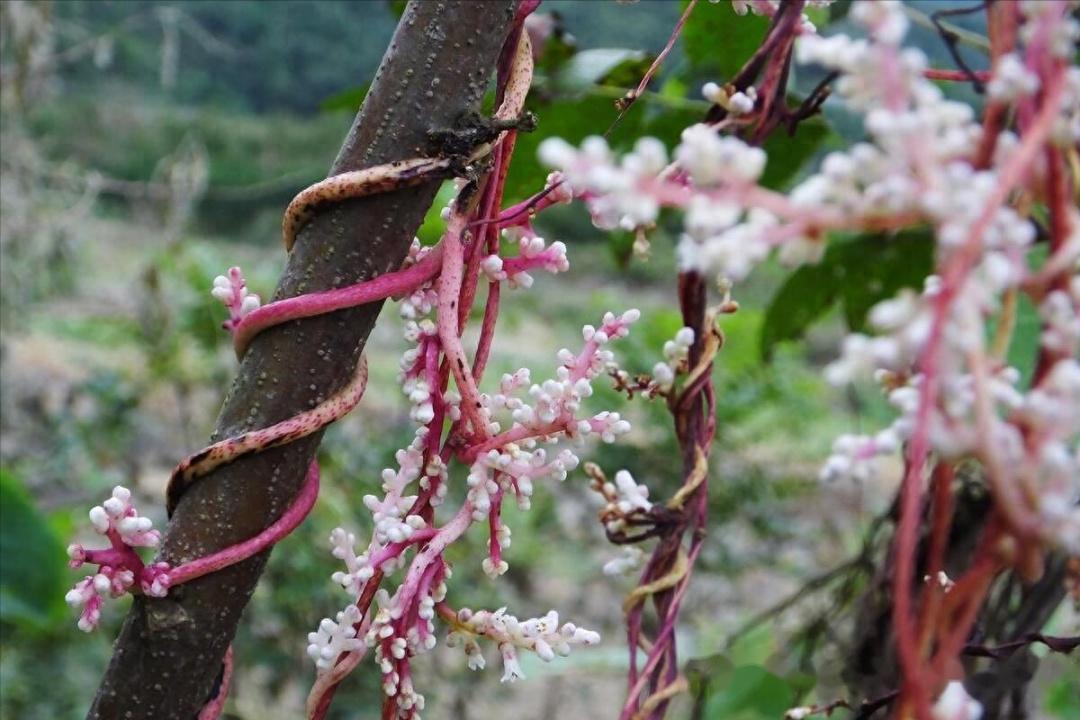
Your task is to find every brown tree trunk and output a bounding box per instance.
[87,2,518,717]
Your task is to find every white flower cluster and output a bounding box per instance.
[931,681,984,720]
[481,232,569,289]
[538,136,668,230]
[1040,281,1080,355]
[652,326,695,389]
[306,604,365,671]
[599,470,654,534]
[328,527,375,595]
[677,123,767,187]
[366,578,448,714]
[64,486,167,631]
[987,53,1040,102]
[819,429,900,483]
[87,485,161,547]
[445,607,600,683]
[464,311,638,574]
[64,569,131,633]
[364,443,436,545]
[532,315,635,429]
[539,124,773,281]
[702,81,757,115]
[467,445,581,523]
[1020,0,1080,59]
[543,2,1071,286]
[211,266,260,326]
[399,238,439,320]
[307,259,633,694]
[539,0,1080,558]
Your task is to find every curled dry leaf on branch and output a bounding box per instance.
[60,1,1077,720]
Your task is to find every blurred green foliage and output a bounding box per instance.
[0,470,67,631]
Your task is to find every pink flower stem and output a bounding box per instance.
[168,462,321,586]
[923,68,992,82]
[487,484,505,568]
[367,528,437,571]
[394,503,475,614]
[470,143,516,384]
[462,420,564,462]
[197,645,234,720]
[83,543,143,572]
[232,244,444,359]
[472,280,501,392]
[493,182,565,230]
[621,540,705,720]
[891,53,1066,720]
[437,214,491,440]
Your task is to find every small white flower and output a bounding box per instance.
[931,681,983,720]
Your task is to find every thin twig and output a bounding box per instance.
[607,0,699,134]
[722,555,868,650]
[929,2,990,93]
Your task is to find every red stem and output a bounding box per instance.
[168,462,320,586]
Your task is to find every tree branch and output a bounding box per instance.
[87,2,518,717]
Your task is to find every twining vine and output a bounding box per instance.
[64,2,1078,720]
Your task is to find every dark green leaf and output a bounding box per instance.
[1004,292,1040,388]
[687,652,736,709]
[758,117,832,190]
[682,0,770,82]
[760,259,842,361]
[829,0,853,21]
[319,84,369,114]
[838,228,934,331]
[703,665,795,720]
[760,229,935,359]
[0,469,67,630]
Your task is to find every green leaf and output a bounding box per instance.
[838,228,935,331]
[554,48,651,92]
[0,469,67,630]
[760,229,935,360]
[319,84,369,114]
[758,116,831,190]
[682,0,770,82]
[687,652,735,707]
[727,622,777,667]
[417,181,459,246]
[1004,292,1041,388]
[993,242,1047,388]
[703,665,795,720]
[760,259,843,362]
[829,0,853,21]
[1046,674,1080,719]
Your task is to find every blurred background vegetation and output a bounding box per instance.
[0,1,1074,718]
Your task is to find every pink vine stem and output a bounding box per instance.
[890,8,1070,718]
[306,10,544,718]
